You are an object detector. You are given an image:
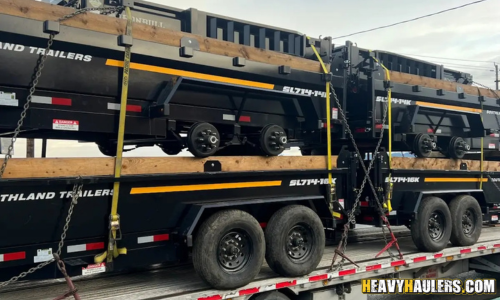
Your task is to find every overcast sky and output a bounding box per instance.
[5,0,500,158]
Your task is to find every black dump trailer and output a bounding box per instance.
[1,0,500,296]
[0,150,500,292]
[0,0,499,159]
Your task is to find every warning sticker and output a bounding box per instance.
[34,248,53,263]
[489,143,496,149]
[492,215,498,222]
[53,119,79,131]
[332,108,338,120]
[82,262,106,276]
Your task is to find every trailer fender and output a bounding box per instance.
[178,195,329,246]
[399,189,485,217]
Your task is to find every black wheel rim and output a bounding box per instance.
[188,123,220,157]
[286,224,313,261]
[462,209,476,236]
[260,125,287,156]
[217,230,251,272]
[428,211,445,241]
[413,134,433,158]
[449,137,468,158]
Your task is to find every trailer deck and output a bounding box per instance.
[1,226,499,300]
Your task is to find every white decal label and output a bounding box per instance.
[53,119,79,131]
[34,248,53,263]
[0,42,93,62]
[0,189,114,203]
[338,198,344,209]
[82,263,106,276]
[290,178,337,186]
[385,177,420,183]
[489,143,496,149]
[282,86,327,98]
[0,92,18,107]
[492,215,498,222]
[332,108,338,119]
[376,96,412,105]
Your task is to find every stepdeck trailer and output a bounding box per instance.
[1,226,500,300]
[1,0,500,299]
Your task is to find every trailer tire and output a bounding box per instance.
[449,195,482,246]
[192,209,265,290]
[264,205,325,277]
[410,196,452,252]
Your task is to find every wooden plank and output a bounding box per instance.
[1,0,498,98]
[0,0,325,73]
[390,71,500,99]
[392,157,500,172]
[2,156,333,179]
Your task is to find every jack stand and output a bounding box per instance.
[375,215,403,259]
[52,254,80,300]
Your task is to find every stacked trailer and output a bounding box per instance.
[0,0,500,299]
[0,0,499,159]
[0,154,500,300]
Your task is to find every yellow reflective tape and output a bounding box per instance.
[106,59,275,90]
[425,178,488,182]
[416,101,482,113]
[131,181,283,194]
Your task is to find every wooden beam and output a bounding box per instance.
[0,0,325,73]
[389,71,500,99]
[2,156,334,179]
[392,157,500,172]
[3,155,500,179]
[1,0,498,98]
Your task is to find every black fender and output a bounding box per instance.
[177,195,331,247]
[398,189,485,217]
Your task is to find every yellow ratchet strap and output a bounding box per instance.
[479,88,484,189]
[306,37,333,188]
[372,56,393,212]
[95,6,132,265]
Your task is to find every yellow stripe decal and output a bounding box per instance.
[106,59,275,90]
[416,101,482,113]
[131,180,282,194]
[425,178,488,182]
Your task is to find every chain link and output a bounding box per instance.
[0,5,123,180]
[63,0,80,8]
[472,81,500,99]
[0,5,122,289]
[0,182,83,288]
[328,77,393,270]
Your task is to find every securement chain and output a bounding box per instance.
[0,5,120,290]
[0,5,123,180]
[63,0,80,8]
[472,81,500,99]
[328,82,393,271]
[0,182,83,288]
